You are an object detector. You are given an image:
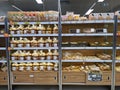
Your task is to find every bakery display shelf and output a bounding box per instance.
[62,47,112,50]
[61,20,114,24]
[11,60,59,63]
[0,35,5,37]
[0,22,5,25]
[12,83,58,85]
[62,83,85,85]
[116,60,120,63]
[62,60,112,63]
[13,21,58,25]
[0,47,6,50]
[62,33,113,36]
[11,47,58,50]
[0,60,7,63]
[10,34,58,37]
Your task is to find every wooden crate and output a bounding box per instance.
[34,71,58,85]
[62,71,86,83]
[12,71,34,83]
[86,71,111,85]
[0,72,7,85]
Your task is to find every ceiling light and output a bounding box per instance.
[98,0,104,2]
[36,0,43,4]
[85,9,94,15]
[12,5,23,11]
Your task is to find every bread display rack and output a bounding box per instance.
[0,18,8,85]
[1,3,120,90]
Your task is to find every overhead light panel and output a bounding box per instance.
[12,5,23,11]
[85,9,94,15]
[98,0,104,2]
[36,0,43,4]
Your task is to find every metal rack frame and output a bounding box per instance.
[0,2,119,90]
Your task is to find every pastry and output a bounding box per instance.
[12,63,19,71]
[25,51,31,60]
[18,37,24,47]
[98,13,104,20]
[26,62,32,71]
[73,14,80,21]
[46,49,53,60]
[39,62,46,71]
[39,50,46,60]
[33,62,39,71]
[1,63,7,72]
[41,25,46,34]
[46,62,53,71]
[53,24,58,34]
[52,37,58,47]
[52,50,59,60]
[31,24,37,34]
[31,37,38,47]
[11,51,19,60]
[9,25,17,34]
[18,63,25,71]
[17,25,24,34]
[54,63,58,71]
[10,38,18,47]
[23,38,31,47]
[45,37,52,47]
[32,50,39,60]
[18,50,26,60]
[46,25,52,34]
[37,24,43,34]
[24,25,30,34]
[38,37,45,47]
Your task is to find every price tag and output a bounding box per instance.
[88,71,102,81]
[36,22,40,24]
[14,22,18,25]
[24,22,30,25]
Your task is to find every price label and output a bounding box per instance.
[14,22,18,25]
[24,22,30,24]
[36,22,40,24]
[88,71,102,81]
